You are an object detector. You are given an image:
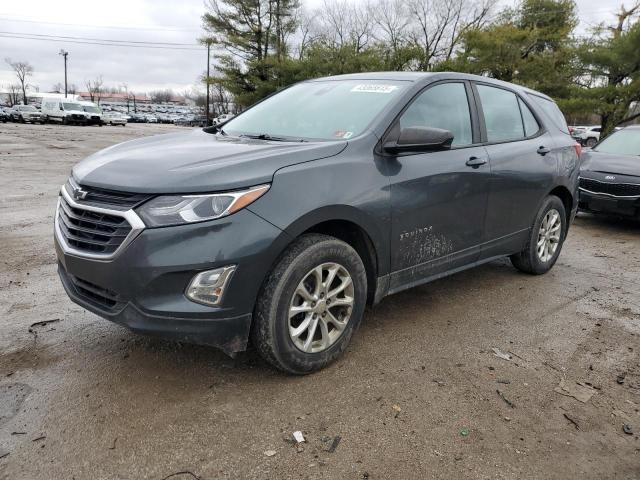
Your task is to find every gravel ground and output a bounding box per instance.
[0,122,639,480]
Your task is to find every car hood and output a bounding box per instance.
[581,150,640,178]
[73,129,348,193]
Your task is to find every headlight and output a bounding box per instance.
[137,184,270,227]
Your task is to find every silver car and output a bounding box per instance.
[15,105,44,124]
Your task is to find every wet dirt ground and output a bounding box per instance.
[0,122,639,479]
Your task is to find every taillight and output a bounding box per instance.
[574,143,582,158]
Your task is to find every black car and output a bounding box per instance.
[0,107,8,123]
[579,125,640,218]
[54,72,580,374]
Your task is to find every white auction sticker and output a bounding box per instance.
[351,84,398,94]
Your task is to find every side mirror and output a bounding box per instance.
[384,126,454,154]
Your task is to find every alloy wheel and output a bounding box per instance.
[288,262,355,353]
[537,208,562,262]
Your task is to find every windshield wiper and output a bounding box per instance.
[239,133,307,142]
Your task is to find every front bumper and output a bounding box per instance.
[579,189,639,217]
[55,205,289,354]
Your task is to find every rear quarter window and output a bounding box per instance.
[527,94,569,134]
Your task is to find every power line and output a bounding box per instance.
[0,14,199,32]
[0,30,199,46]
[0,33,205,50]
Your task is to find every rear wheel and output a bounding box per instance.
[252,234,367,374]
[510,196,567,275]
[585,137,598,148]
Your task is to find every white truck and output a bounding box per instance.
[41,98,90,125]
[78,101,104,126]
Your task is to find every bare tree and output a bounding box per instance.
[6,84,21,106]
[51,82,64,93]
[373,0,409,53]
[5,58,33,105]
[85,76,104,104]
[609,1,640,38]
[407,0,497,69]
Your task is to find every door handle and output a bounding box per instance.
[537,146,551,156]
[466,156,487,168]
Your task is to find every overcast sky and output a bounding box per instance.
[0,0,629,94]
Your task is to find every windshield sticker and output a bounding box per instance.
[351,84,398,94]
[334,130,354,139]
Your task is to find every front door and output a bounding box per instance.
[387,81,491,292]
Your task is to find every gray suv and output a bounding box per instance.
[54,72,579,374]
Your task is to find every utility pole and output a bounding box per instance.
[205,40,211,126]
[59,49,69,98]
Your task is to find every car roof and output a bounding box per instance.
[307,71,554,101]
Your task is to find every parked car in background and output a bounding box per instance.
[102,111,127,126]
[79,101,104,126]
[572,125,601,147]
[213,113,234,125]
[54,72,579,374]
[5,107,20,121]
[14,105,44,124]
[127,113,146,123]
[579,125,640,219]
[41,98,90,125]
[0,107,9,123]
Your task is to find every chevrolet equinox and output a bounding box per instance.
[55,72,580,374]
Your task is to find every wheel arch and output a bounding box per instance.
[548,185,574,227]
[263,205,387,306]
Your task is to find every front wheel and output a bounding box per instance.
[586,137,598,148]
[511,195,567,275]
[252,234,367,374]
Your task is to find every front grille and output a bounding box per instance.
[58,196,132,255]
[580,178,640,197]
[65,178,150,209]
[68,272,119,309]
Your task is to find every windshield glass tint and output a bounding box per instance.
[593,129,640,156]
[20,106,37,111]
[83,106,100,113]
[63,103,82,110]
[223,80,408,140]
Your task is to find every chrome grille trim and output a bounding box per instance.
[55,185,145,261]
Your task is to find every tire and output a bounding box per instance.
[251,234,367,374]
[586,137,597,148]
[510,195,567,275]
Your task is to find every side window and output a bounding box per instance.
[527,94,569,134]
[399,82,473,147]
[476,84,524,142]
[518,98,540,137]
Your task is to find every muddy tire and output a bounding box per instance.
[511,195,567,275]
[251,234,367,374]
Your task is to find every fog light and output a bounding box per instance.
[185,266,236,306]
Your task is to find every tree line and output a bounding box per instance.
[202,0,640,136]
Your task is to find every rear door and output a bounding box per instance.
[388,81,491,291]
[473,83,558,258]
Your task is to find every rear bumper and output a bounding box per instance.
[578,189,640,218]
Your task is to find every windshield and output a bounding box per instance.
[83,106,101,113]
[63,103,82,111]
[593,128,640,156]
[19,105,37,111]
[223,80,408,141]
